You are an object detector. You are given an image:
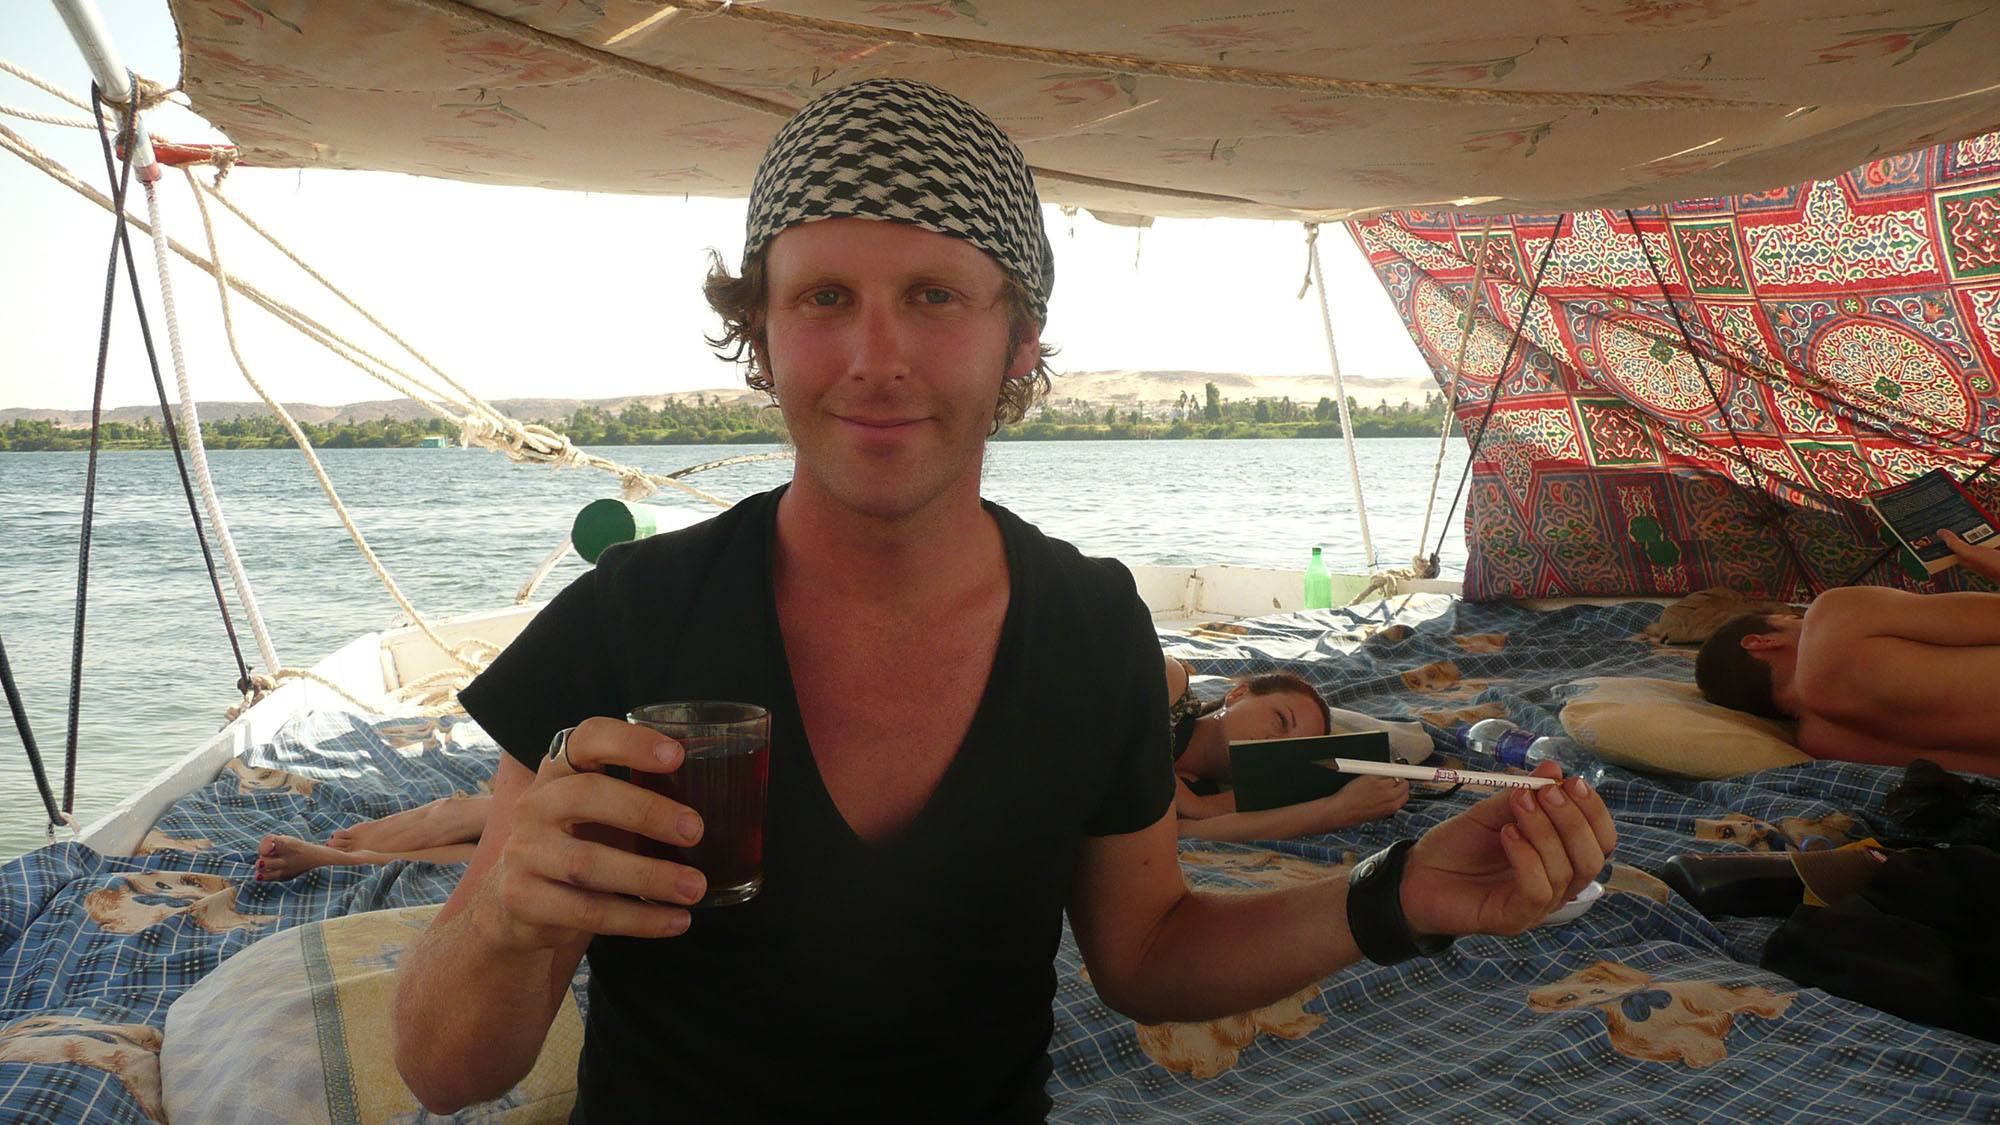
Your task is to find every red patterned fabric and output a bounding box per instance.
[1352,131,2000,601]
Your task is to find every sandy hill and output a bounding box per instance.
[1047,369,1436,409]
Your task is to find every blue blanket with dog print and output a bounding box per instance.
[2,598,1995,1122]
[1048,597,1998,1122]
[0,712,511,1123]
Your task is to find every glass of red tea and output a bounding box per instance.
[624,701,770,908]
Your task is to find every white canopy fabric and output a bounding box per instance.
[167,0,2000,221]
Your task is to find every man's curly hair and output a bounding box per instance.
[702,249,1055,435]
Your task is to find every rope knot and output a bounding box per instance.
[223,673,279,722]
[619,472,660,502]
[1296,221,1320,300]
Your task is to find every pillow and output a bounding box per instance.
[1561,676,1809,778]
[161,904,584,1124]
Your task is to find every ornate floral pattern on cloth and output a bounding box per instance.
[1352,131,2000,600]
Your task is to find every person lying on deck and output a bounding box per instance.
[1696,532,2000,776]
[1164,656,1410,840]
[253,794,490,881]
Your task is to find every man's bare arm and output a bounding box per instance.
[1068,812,1362,1024]
[1072,764,1613,1025]
[1796,714,2000,777]
[1804,585,2000,648]
[394,756,588,1110]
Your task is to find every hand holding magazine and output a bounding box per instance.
[1867,468,2000,575]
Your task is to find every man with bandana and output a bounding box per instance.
[394,80,1617,1121]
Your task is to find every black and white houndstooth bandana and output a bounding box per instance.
[743,78,1053,321]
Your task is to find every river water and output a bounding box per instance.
[0,438,1467,859]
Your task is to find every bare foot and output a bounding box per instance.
[328,795,490,853]
[256,834,365,881]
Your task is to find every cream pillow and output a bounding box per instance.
[162,903,584,1124]
[1561,676,1809,778]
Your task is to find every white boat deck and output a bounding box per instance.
[73,563,1455,854]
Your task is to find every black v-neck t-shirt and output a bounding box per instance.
[459,487,1173,1122]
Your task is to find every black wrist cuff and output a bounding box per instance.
[1346,840,1456,966]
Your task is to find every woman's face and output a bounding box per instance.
[1218,688,1327,743]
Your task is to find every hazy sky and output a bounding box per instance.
[0,1,1436,412]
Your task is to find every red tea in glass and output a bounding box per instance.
[625,702,770,907]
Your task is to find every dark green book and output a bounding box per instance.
[1866,468,1999,575]
[1227,731,1393,812]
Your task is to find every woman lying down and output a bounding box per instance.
[253,654,1428,879]
[1163,655,1432,842]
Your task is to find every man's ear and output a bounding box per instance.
[750,334,776,387]
[1004,322,1043,381]
[1739,633,1786,652]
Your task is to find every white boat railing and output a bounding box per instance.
[70,562,1461,853]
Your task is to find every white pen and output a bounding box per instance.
[1317,757,1560,790]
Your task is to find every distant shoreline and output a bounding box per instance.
[3,392,1455,450]
[0,430,1459,452]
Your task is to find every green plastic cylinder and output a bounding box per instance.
[571,498,670,564]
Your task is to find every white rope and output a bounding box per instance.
[185,167,489,675]
[0,57,94,113]
[144,176,284,675]
[515,538,574,605]
[0,117,762,511]
[1304,223,1376,571]
[0,102,100,129]
[191,172,741,506]
[223,664,489,722]
[1414,216,1497,560]
[195,179,549,452]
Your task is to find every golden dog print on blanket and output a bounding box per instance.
[1528,961,1793,1067]
[1397,661,1498,701]
[1178,848,1358,890]
[1694,811,1862,852]
[1136,984,1326,1078]
[0,1016,164,1121]
[222,756,316,798]
[1642,587,1794,646]
[1416,701,1508,729]
[131,829,214,857]
[84,872,279,934]
[373,716,454,757]
[1451,632,1509,653]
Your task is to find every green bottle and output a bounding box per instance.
[1303,546,1333,609]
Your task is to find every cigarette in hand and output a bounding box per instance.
[1316,758,1560,791]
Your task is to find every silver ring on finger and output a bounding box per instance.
[547,725,585,772]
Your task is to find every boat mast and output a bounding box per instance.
[1305,222,1377,573]
[49,0,157,177]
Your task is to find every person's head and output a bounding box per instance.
[1695,612,1804,719]
[704,78,1057,439]
[1217,673,1334,743]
